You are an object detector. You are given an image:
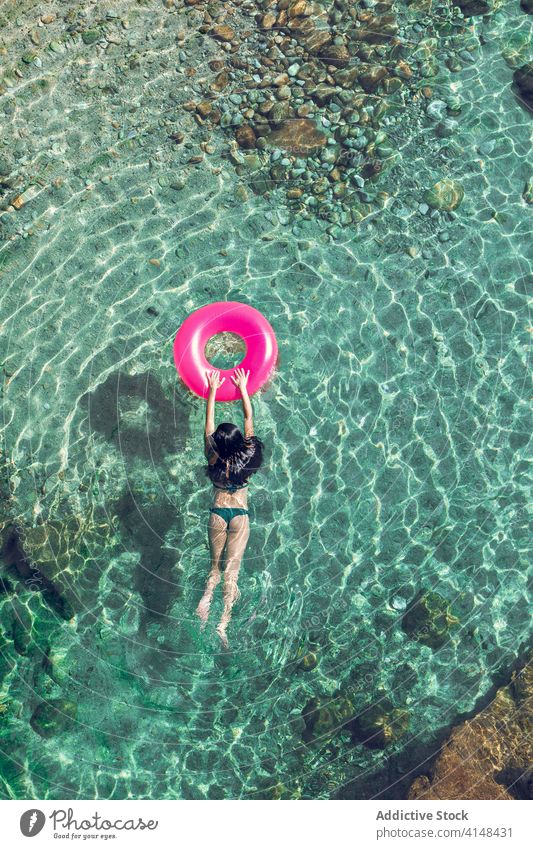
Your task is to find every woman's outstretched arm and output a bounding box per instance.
[205,369,225,437]
[232,367,253,437]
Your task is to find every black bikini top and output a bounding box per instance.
[212,480,248,493]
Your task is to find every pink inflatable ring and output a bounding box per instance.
[174,301,278,402]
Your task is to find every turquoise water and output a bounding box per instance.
[0,0,531,799]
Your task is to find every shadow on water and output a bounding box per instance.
[112,490,183,624]
[78,369,192,622]
[79,371,191,462]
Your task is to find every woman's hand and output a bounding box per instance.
[231,367,250,392]
[232,368,253,435]
[206,369,225,390]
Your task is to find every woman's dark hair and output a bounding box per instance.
[206,422,264,488]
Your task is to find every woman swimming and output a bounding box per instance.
[195,366,264,647]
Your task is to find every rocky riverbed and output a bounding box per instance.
[1,0,532,238]
[408,651,533,800]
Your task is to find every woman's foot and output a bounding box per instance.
[195,594,212,627]
[216,622,229,649]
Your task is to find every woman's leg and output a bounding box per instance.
[195,511,227,625]
[216,513,250,647]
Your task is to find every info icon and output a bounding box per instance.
[20,810,46,837]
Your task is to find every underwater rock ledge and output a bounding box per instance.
[408,651,533,800]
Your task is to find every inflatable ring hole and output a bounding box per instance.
[204,332,247,371]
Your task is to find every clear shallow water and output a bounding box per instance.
[0,1,531,799]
